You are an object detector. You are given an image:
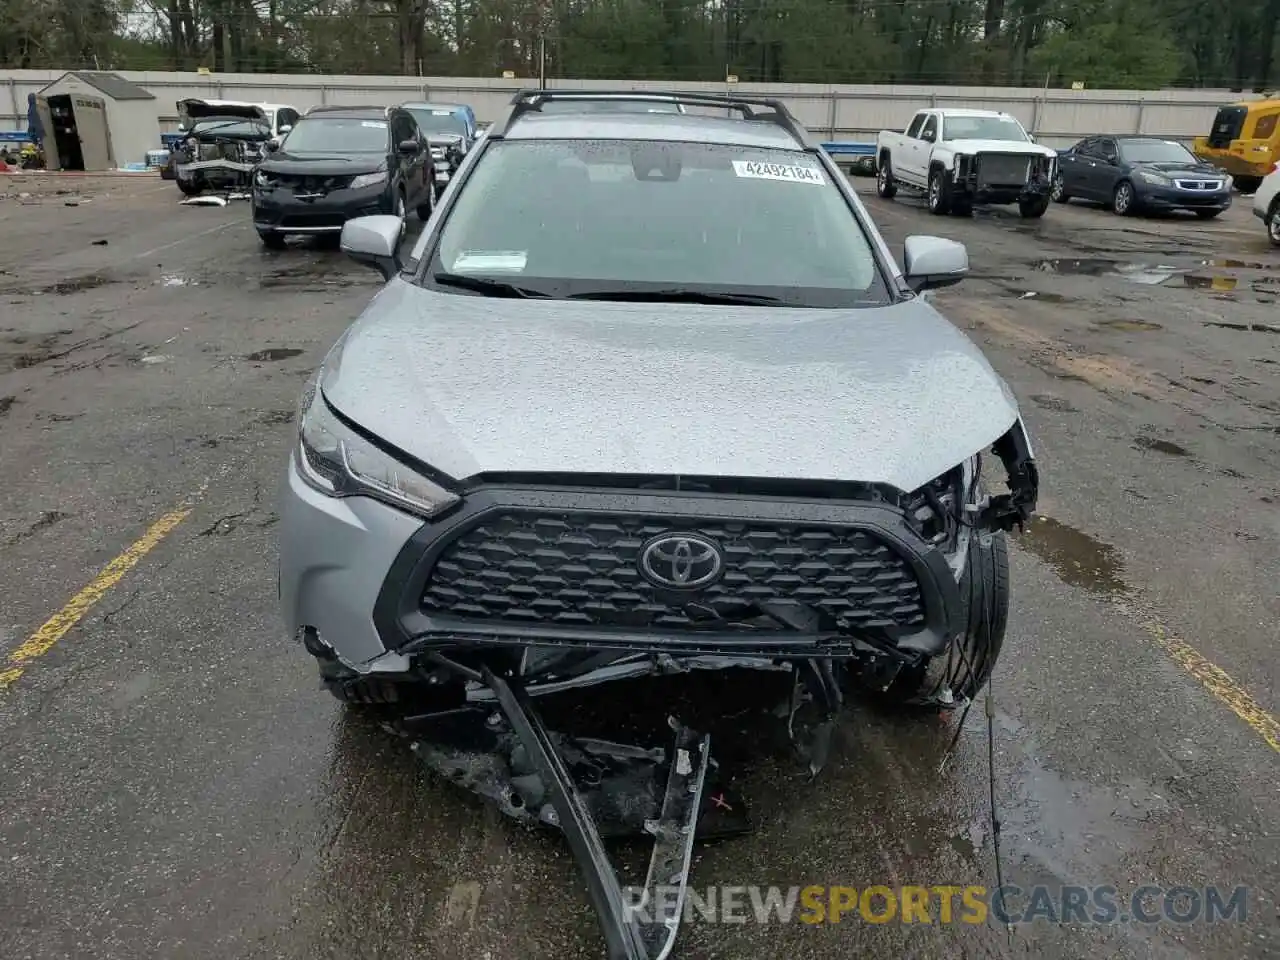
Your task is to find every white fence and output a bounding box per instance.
[3,69,1253,147]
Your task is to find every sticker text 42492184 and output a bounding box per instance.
[732,160,826,185]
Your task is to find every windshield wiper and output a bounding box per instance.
[432,272,551,298]
[566,289,784,306]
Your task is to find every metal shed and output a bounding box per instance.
[35,71,159,171]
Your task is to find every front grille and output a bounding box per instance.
[277,174,355,193]
[976,153,1031,188]
[420,510,927,632]
[278,211,347,228]
[1174,179,1223,191]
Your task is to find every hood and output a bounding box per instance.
[259,154,385,177]
[1132,160,1224,177]
[427,133,465,149]
[178,98,266,122]
[320,282,1021,493]
[947,138,1057,158]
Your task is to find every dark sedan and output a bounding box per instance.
[251,105,435,248]
[1052,136,1232,218]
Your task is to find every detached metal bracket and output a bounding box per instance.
[482,667,711,960]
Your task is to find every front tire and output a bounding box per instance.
[1112,180,1136,216]
[927,168,952,215]
[876,154,897,199]
[1050,172,1070,203]
[1019,196,1050,218]
[1268,198,1280,247]
[177,177,203,197]
[1234,175,1263,194]
[861,532,1009,708]
[257,229,286,249]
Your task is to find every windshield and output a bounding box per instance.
[422,139,887,307]
[188,117,270,138]
[281,117,387,154]
[942,116,1028,142]
[1119,140,1197,164]
[535,100,682,115]
[407,108,468,136]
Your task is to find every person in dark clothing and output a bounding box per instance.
[27,93,42,147]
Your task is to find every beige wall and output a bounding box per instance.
[4,69,1259,150]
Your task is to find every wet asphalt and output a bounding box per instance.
[0,173,1276,959]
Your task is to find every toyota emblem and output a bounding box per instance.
[639,533,725,589]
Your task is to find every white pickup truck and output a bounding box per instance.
[875,108,1060,218]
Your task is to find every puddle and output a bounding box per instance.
[1133,435,1189,457]
[244,348,304,362]
[1016,515,1129,595]
[2,273,117,296]
[1183,274,1238,292]
[1202,258,1280,271]
[1000,289,1073,303]
[1099,319,1162,332]
[1204,322,1280,335]
[1028,394,1078,413]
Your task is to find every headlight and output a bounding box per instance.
[904,458,977,548]
[254,169,274,187]
[295,379,460,518]
[1137,170,1171,185]
[350,171,389,189]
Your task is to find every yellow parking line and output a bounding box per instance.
[1141,618,1280,754]
[0,504,193,691]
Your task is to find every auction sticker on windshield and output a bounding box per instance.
[362,121,387,128]
[732,160,825,184]
[452,250,528,273]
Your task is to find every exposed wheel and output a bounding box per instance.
[1050,172,1070,203]
[416,195,434,220]
[1234,175,1263,194]
[1194,209,1222,220]
[856,532,1009,708]
[926,168,951,215]
[1268,199,1280,247]
[177,177,203,197]
[876,154,897,199]
[393,189,406,218]
[1019,196,1050,218]
[1112,180,1136,216]
[257,230,286,249]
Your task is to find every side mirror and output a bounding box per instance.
[263,140,280,153]
[903,235,968,292]
[279,124,292,134]
[340,215,404,281]
[398,138,421,156]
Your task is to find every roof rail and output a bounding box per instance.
[487,88,815,147]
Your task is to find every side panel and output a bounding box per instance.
[72,95,112,170]
[35,96,57,169]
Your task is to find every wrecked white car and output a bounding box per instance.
[171,99,277,197]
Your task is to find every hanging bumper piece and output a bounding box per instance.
[397,654,757,960]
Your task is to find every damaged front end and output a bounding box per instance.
[171,100,272,195]
[291,406,1038,959]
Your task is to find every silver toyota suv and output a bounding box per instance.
[278,89,1040,713]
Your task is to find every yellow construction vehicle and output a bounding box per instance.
[1193,95,1280,193]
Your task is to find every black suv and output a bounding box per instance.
[251,105,436,248]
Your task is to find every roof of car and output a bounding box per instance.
[502,111,805,150]
[401,102,470,112]
[934,108,1015,119]
[305,105,389,118]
